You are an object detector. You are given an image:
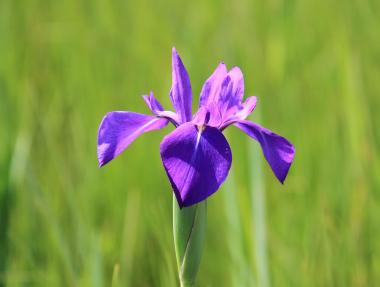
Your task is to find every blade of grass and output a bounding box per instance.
[223,169,255,286]
[249,110,270,287]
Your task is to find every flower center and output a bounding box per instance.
[197,124,207,133]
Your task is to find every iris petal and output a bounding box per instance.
[235,96,257,120]
[234,120,295,183]
[143,92,180,126]
[97,112,168,167]
[222,67,244,112]
[160,122,232,207]
[143,92,164,113]
[197,64,246,127]
[220,96,257,129]
[199,62,228,108]
[170,48,192,124]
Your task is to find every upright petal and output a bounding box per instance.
[235,96,257,120]
[192,105,222,127]
[160,122,232,207]
[143,92,180,126]
[221,67,244,112]
[234,120,295,183]
[98,112,168,167]
[197,64,245,128]
[199,62,228,107]
[171,48,192,123]
[143,92,164,113]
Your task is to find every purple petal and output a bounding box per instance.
[192,105,222,127]
[160,122,232,207]
[236,96,257,120]
[220,96,257,129]
[199,62,228,108]
[98,112,168,167]
[143,92,180,126]
[170,48,192,124]
[234,120,295,183]
[197,64,245,127]
[222,67,244,111]
[143,92,164,113]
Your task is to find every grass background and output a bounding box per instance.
[1,0,380,286]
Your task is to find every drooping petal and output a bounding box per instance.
[234,120,295,183]
[170,48,192,124]
[160,122,232,207]
[98,112,168,167]
[220,96,257,129]
[143,92,180,126]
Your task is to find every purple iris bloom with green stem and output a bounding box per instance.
[97,48,295,208]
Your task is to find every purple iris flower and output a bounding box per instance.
[97,48,295,208]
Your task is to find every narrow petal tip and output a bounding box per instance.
[278,146,295,184]
[234,120,295,184]
[172,47,179,57]
[170,47,192,123]
[219,61,226,68]
[98,159,106,168]
[142,94,150,105]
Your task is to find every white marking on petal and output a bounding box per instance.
[129,118,162,140]
[179,127,203,196]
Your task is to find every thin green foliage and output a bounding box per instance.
[0,0,380,286]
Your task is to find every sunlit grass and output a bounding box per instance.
[1,0,380,286]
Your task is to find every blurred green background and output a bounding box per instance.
[1,0,380,286]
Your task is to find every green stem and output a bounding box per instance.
[173,196,207,287]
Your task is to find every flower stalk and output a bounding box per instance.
[173,196,207,287]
